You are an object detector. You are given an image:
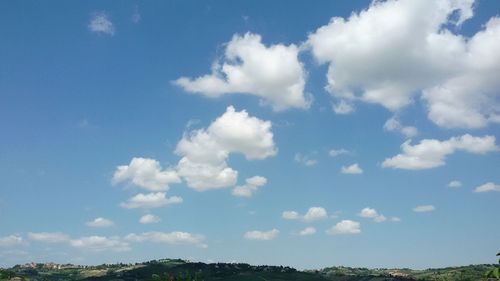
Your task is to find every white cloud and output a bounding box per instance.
[120,192,183,209]
[139,214,161,224]
[174,33,310,111]
[332,100,354,114]
[28,232,69,243]
[326,220,361,235]
[113,157,181,191]
[0,235,25,247]
[86,217,114,228]
[88,12,115,35]
[299,227,317,236]
[329,148,350,157]
[282,207,328,222]
[306,0,500,128]
[303,207,328,222]
[70,236,130,252]
[282,211,300,220]
[294,153,318,166]
[382,134,498,170]
[474,182,500,193]
[232,176,267,197]
[358,207,386,223]
[448,180,463,188]
[423,18,500,128]
[175,106,276,191]
[244,229,279,241]
[390,217,402,222]
[125,231,206,247]
[383,117,418,138]
[341,163,363,174]
[413,205,436,212]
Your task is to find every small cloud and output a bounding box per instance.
[448,180,462,188]
[70,236,130,252]
[0,235,26,247]
[282,211,300,220]
[329,148,349,157]
[303,207,328,222]
[294,152,318,167]
[244,229,279,241]
[88,12,115,35]
[139,214,161,224]
[382,135,498,170]
[383,116,418,138]
[125,231,206,247]
[413,205,435,212]
[86,217,114,228]
[232,176,267,197]
[358,207,386,223]
[282,207,328,222]
[332,100,354,114]
[390,217,401,222]
[120,192,183,209]
[28,232,69,243]
[299,227,316,236]
[474,182,500,193]
[113,157,181,191]
[341,163,363,174]
[326,220,361,235]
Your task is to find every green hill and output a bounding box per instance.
[0,259,495,281]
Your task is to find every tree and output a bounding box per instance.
[485,252,500,280]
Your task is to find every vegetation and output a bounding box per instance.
[0,258,496,281]
[484,252,500,280]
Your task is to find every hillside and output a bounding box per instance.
[0,259,495,281]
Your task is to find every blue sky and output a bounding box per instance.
[0,0,499,270]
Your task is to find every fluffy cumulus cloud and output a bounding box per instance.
[120,192,183,209]
[88,12,115,35]
[299,227,317,236]
[474,182,500,193]
[282,207,328,222]
[358,207,386,223]
[448,180,463,188]
[0,235,25,247]
[384,117,418,138]
[113,157,180,191]
[86,217,114,228]
[125,231,206,247]
[423,17,500,128]
[176,106,276,191]
[383,134,498,170]
[303,207,328,222]
[341,163,363,174]
[27,232,69,243]
[232,176,267,197]
[307,0,500,128]
[70,236,130,252]
[326,220,361,235]
[139,214,161,224]
[413,205,436,212]
[174,33,310,111]
[244,229,279,241]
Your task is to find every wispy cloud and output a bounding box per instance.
[413,205,436,213]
